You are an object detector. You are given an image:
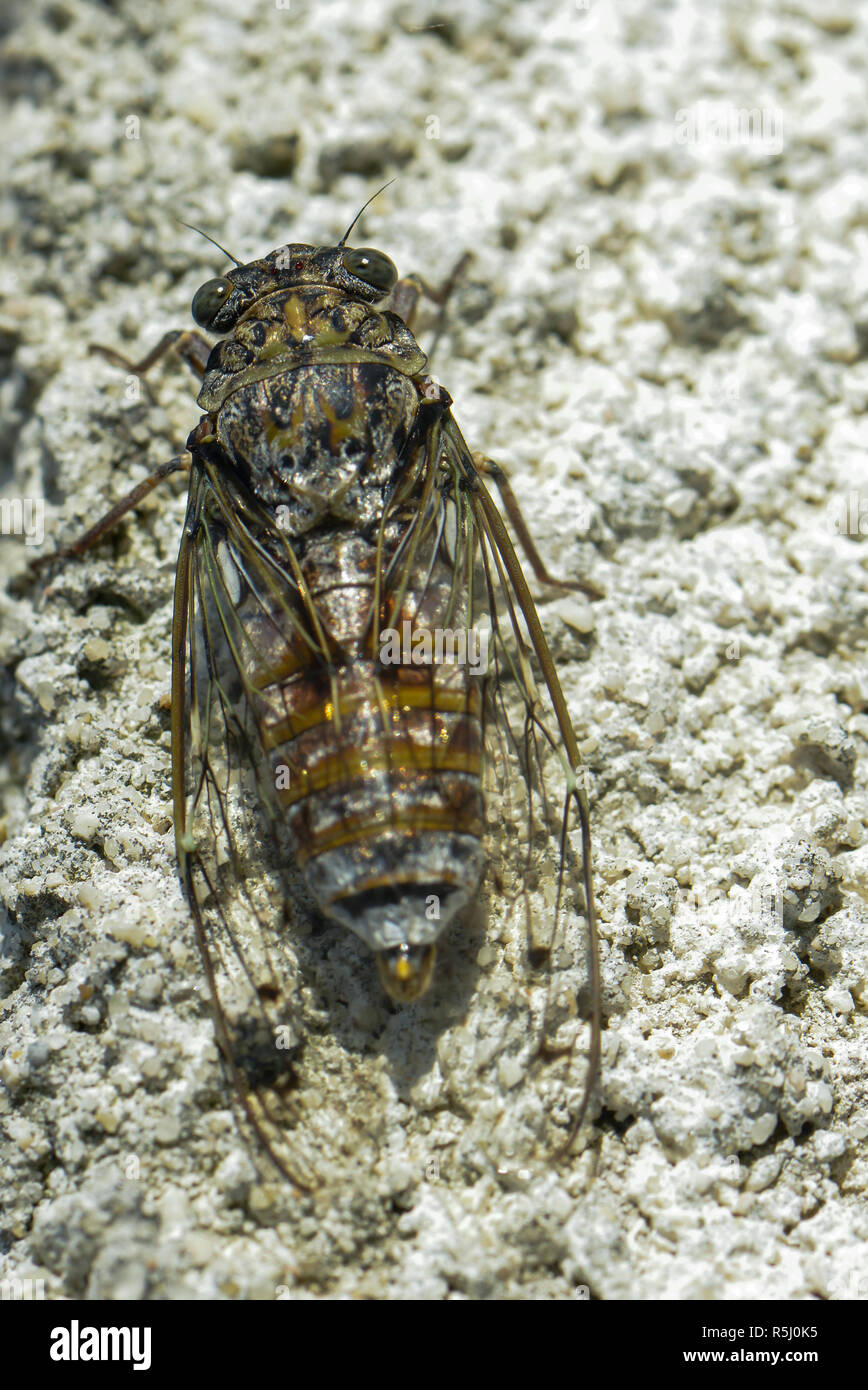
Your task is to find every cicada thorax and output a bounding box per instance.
[198,285,427,531]
[198,283,487,1001]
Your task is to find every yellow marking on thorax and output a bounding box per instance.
[319,392,366,447]
[283,295,307,338]
[308,323,353,347]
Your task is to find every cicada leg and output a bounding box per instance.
[394,256,604,602]
[471,453,604,600]
[30,453,190,574]
[389,252,474,363]
[30,328,211,574]
[89,329,213,381]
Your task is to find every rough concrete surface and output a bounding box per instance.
[1,0,867,1301]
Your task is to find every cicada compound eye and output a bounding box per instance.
[341,247,398,294]
[191,277,234,328]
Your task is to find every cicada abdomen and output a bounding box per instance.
[258,529,488,1004]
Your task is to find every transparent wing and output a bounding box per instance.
[432,414,601,1165]
[172,454,390,1189]
[361,403,601,1166]
[171,410,600,1188]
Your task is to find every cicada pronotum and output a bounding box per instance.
[35,194,603,1189]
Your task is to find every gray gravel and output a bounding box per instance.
[1,0,867,1300]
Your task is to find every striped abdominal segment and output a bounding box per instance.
[255,657,486,958]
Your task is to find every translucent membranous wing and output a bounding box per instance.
[171,413,599,1186]
[430,416,601,1167]
[333,404,601,1168]
[172,457,392,1189]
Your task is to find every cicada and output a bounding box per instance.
[36,197,602,1188]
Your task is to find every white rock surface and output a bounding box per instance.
[1,0,866,1300]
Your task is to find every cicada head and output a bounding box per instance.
[267,242,398,300]
[191,242,398,332]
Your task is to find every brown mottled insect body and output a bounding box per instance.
[185,242,488,1000]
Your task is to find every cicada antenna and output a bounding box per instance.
[338,178,397,248]
[176,218,244,267]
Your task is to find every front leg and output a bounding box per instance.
[30,454,191,574]
[388,253,473,364]
[89,329,213,381]
[30,327,211,572]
